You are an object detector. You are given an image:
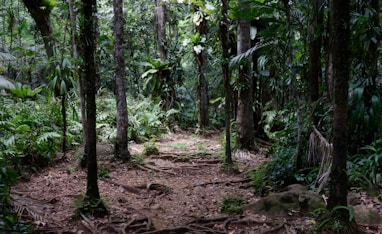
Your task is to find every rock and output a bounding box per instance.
[353,205,382,225]
[243,184,324,217]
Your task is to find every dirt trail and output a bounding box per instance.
[11,131,382,233]
[12,131,270,233]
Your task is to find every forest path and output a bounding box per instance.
[12,130,275,233]
[11,130,382,233]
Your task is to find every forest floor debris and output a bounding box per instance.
[11,130,382,233]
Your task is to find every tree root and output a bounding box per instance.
[100,178,141,194]
[184,178,251,188]
[136,164,177,176]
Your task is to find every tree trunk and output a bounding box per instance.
[283,0,303,170]
[68,0,88,167]
[154,0,174,110]
[308,0,324,126]
[154,0,167,62]
[236,19,254,150]
[113,0,131,161]
[22,0,54,59]
[194,6,209,130]
[327,0,357,231]
[80,0,107,217]
[219,0,232,164]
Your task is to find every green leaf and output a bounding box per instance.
[15,124,31,134]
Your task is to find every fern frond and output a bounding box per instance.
[36,132,61,144]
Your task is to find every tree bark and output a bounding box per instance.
[154,0,175,110]
[236,19,254,150]
[219,0,232,164]
[113,0,131,161]
[194,6,209,130]
[327,0,357,231]
[80,0,107,217]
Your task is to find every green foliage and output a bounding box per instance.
[98,167,109,179]
[311,205,355,233]
[0,96,63,169]
[266,140,297,186]
[0,167,36,233]
[220,196,248,215]
[348,83,382,153]
[348,138,382,195]
[248,163,271,194]
[9,83,44,100]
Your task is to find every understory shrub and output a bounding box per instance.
[348,138,382,195]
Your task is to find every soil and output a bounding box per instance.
[10,130,382,233]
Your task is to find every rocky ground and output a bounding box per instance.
[10,130,382,233]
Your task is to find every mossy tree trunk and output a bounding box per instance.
[236,17,254,150]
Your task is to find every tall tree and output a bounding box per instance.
[193,5,209,130]
[236,17,254,150]
[79,0,107,216]
[327,0,357,231]
[219,0,232,164]
[68,0,88,167]
[113,0,131,161]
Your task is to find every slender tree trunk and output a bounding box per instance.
[80,0,107,217]
[283,0,303,170]
[113,0,130,161]
[61,95,67,157]
[68,0,88,167]
[327,0,357,231]
[236,18,254,150]
[219,0,232,164]
[154,0,174,110]
[308,0,324,126]
[194,6,209,130]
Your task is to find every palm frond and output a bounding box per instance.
[308,127,333,193]
[230,40,278,67]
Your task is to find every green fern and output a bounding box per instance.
[36,132,61,145]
